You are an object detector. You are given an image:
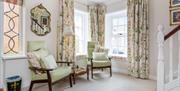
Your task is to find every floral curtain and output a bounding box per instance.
[57,0,75,62]
[128,0,149,79]
[89,5,98,43]
[89,5,106,47]
[1,0,23,5]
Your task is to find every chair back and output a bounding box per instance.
[27,41,46,52]
[87,41,95,58]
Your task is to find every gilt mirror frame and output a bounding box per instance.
[30,4,51,36]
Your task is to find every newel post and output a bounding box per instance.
[157,25,165,91]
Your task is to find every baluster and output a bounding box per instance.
[157,25,165,91]
[178,32,180,79]
[169,37,173,81]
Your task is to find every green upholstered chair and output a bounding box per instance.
[87,41,112,79]
[27,41,72,91]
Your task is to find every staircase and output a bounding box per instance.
[157,25,180,91]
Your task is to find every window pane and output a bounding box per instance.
[107,11,127,57]
[3,2,21,55]
[75,10,88,55]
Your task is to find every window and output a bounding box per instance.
[105,10,127,57]
[2,2,25,57]
[74,9,89,55]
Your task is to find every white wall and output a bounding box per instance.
[75,2,88,12]
[25,0,59,56]
[2,0,60,88]
[106,1,127,13]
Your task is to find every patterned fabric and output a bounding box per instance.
[89,6,98,43]
[1,0,23,6]
[127,0,149,79]
[27,52,42,74]
[97,5,106,46]
[89,5,106,47]
[57,0,75,63]
[92,60,111,67]
[27,52,41,68]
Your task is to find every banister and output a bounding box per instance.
[164,25,180,40]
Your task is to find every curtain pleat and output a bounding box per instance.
[57,0,75,63]
[89,4,106,47]
[128,0,149,79]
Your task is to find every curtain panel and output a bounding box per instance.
[89,5,106,47]
[127,0,149,79]
[57,0,75,62]
[1,0,23,6]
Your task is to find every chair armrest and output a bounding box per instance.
[108,57,112,61]
[87,57,93,61]
[29,67,53,82]
[29,67,53,72]
[56,61,74,66]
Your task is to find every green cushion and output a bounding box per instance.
[92,60,111,67]
[27,41,45,52]
[31,66,72,82]
[87,41,96,58]
[51,66,72,82]
[88,42,95,48]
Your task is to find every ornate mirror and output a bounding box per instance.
[31,4,51,36]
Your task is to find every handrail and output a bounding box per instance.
[164,25,180,40]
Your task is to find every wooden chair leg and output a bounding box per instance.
[101,68,104,71]
[48,81,52,91]
[69,75,73,87]
[29,81,34,91]
[110,66,112,77]
[87,66,89,80]
[73,74,76,84]
[91,67,93,79]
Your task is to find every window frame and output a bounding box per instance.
[105,10,127,57]
[74,9,89,56]
[1,2,26,60]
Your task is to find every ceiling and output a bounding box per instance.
[75,0,124,5]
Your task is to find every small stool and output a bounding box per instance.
[72,66,89,84]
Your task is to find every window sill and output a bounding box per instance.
[2,55,28,61]
[109,54,127,58]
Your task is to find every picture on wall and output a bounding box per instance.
[170,8,180,25]
[170,0,180,7]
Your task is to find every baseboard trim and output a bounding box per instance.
[149,75,157,80]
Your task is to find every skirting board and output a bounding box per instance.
[149,75,157,81]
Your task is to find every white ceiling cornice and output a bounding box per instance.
[75,0,125,6]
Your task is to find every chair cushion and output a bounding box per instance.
[51,67,72,82]
[32,48,49,59]
[27,52,43,74]
[31,66,72,82]
[92,60,111,67]
[27,52,41,68]
[93,52,107,60]
[42,55,58,69]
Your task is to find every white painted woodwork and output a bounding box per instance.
[157,25,165,91]
[0,1,4,89]
[178,32,180,79]
[157,24,180,91]
[169,37,173,82]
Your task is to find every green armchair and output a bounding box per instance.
[87,41,112,79]
[27,41,73,91]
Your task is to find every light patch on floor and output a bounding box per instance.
[23,72,156,91]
